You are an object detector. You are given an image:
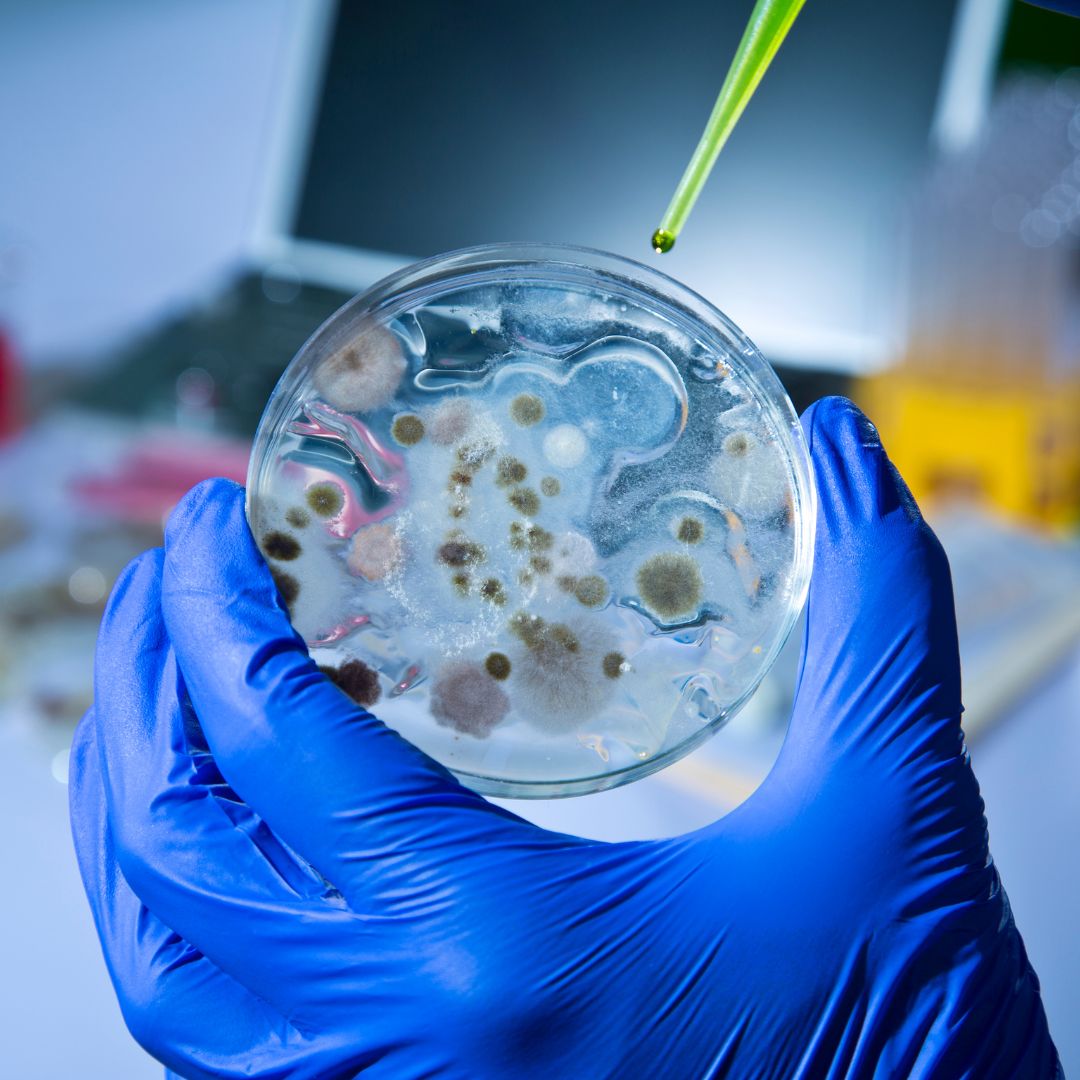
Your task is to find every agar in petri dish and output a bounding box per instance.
[246,244,815,797]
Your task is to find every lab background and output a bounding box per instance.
[1,0,1078,1075]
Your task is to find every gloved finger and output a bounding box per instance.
[93,549,400,1031]
[159,479,535,908]
[173,667,331,904]
[69,712,360,1080]
[784,397,962,766]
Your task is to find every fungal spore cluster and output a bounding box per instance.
[247,271,808,793]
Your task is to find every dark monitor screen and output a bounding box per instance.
[294,0,959,364]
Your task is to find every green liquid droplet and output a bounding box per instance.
[651,228,675,254]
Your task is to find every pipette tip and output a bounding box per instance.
[651,228,676,255]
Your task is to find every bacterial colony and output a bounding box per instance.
[248,281,804,792]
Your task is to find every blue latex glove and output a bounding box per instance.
[1022,2,1080,16]
[70,398,1061,1078]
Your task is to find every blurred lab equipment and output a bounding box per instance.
[69,0,963,441]
[16,0,1070,769]
[0,235,25,442]
[860,74,1080,532]
[0,324,23,442]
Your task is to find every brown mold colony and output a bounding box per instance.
[484,652,512,680]
[437,537,485,568]
[430,660,510,737]
[285,507,310,529]
[320,659,381,707]
[636,552,704,621]
[311,324,406,413]
[270,569,300,607]
[573,575,609,608]
[675,516,705,544]
[391,413,425,446]
[510,393,545,426]
[509,522,553,552]
[540,476,560,497]
[723,431,753,457]
[261,530,301,561]
[446,459,472,517]
[508,611,541,644]
[509,612,576,652]
[508,487,540,516]
[456,438,497,470]
[602,652,626,679]
[306,482,345,518]
[495,456,528,487]
[530,526,555,551]
[479,577,507,605]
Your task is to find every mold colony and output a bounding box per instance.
[635,553,704,621]
[247,267,807,793]
[312,325,407,412]
[319,659,382,707]
[306,482,345,518]
[430,660,510,737]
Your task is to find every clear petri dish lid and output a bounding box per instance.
[247,243,815,798]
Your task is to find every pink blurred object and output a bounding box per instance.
[0,325,23,442]
[71,429,250,525]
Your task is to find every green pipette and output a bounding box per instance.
[651,0,808,254]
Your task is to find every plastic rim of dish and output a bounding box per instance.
[246,242,816,798]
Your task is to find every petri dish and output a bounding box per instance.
[246,243,814,797]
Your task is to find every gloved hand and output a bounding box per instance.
[70,398,1061,1079]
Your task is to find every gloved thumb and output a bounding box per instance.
[783,397,963,771]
